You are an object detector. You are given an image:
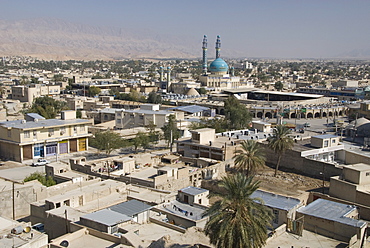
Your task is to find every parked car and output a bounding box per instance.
[303,122,311,127]
[32,159,50,167]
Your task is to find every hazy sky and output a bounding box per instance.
[1,0,370,58]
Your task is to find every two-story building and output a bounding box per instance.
[11,84,60,105]
[0,110,91,162]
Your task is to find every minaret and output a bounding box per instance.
[159,66,164,81]
[166,66,171,91]
[215,35,221,59]
[202,35,208,75]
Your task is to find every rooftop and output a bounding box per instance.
[108,199,152,217]
[251,190,301,211]
[312,134,339,139]
[81,208,131,226]
[169,105,209,114]
[297,199,367,228]
[0,118,90,129]
[179,186,208,196]
[156,200,206,221]
[344,163,370,172]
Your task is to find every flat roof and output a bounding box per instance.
[169,105,209,114]
[344,163,370,172]
[297,199,366,228]
[179,186,208,196]
[222,89,324,98]
[251,190,301,211]
[312,134,338,139]
[157,200,206,221]
[81,209,131,226]
[0,118,90,129]
[108,199,152,217]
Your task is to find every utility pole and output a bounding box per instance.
[12,182,15,220]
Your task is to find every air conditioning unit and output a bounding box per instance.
[48,133,53,137]
[60,131,65,135]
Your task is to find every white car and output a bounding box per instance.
[32,159,50,167]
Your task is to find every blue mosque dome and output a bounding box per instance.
[209,58,229,73]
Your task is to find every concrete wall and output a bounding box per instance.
[262,143,342,178]
[329,176,358,202]
[345,150,370,164]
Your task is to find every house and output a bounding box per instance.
[251,190,302,229]
[311,134,340,148]
[0,111,92,162]
[176,128,240,161]
[108,199,152,224]
[296,199,367,246]
[11,84,60,104]
[177,186,209,206]
[330,163,370,204]
[115,104,184,129]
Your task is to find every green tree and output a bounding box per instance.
[196,87,207,95]
[24,172,56,187]
[76,109,82,118]
[203,173,273,248]
[267,125,294,176]
[145,121,160,144]
[28,96,68,119]
[224,96,252,130]
[147,91,162,104]
[88,86,101,97]
[274,81,283,91]
[53,74,64,82]
[161,114,180,151]
[233,140,266,176]
[90,130,123,156]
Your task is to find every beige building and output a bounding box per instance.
[115,104,184,129]
[297,199,367,247]
[11,84,60,104]
[330,163,370,204]
[177,186,209,206]
[176,128,240,161]
[0,110,91,162]
[311,134,340,148]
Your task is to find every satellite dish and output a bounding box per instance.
[60,240,69,247]
[24,226,31,233]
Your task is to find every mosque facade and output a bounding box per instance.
[199,35,240,91]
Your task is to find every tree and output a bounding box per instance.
[24,172,56,187]
[233,140,265,176]
[28,96,68,119]
[203,173,273,248]
[267,125,294,176]
[274,81,283,91]
[133,132,151,152]
[196,87,207,95]
[90,130,123,156]
[53,74,64,82]
[161,114,180,151]
[88,86,101,97]
[224,96,252,130]
[145,121,160,144]
[147,91,162,104]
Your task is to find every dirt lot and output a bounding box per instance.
[255,165,328,197]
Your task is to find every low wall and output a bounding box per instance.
[149,217,186,233]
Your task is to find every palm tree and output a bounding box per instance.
[233,140,265,176]
[268,125,294,176]
[203,173,273,248]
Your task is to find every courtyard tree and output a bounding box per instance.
[274,81,284,91]
[233,140,265,176]
[161,114,180,151]
[90,130,124,156]
[28,96,68,119]
[24,172,56,187]
[268,125,294,176]
[224,96,252,130]
[88,86,101,97]
[203,173,273,248]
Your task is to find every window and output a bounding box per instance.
[116,119,121,124]
[60,127,66,135]
[73,126,77,134]
[7,130,11,138]
[139,115,144,120]
[24,131,30,138]
[324,140,329,147]
[56,202,61,208]
[80,125,85,132]
[332,139,336,143]
[366,172,370,176]
[33,131,37,138]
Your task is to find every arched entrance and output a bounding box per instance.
[314,112,320,118]
[307,113,313,118]
[322,112,327,118]
[257,112,263,118]
[265,112,272,118]
[291,113,296,118]
[329,112,333,117]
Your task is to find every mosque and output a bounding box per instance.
[199,35,241,91]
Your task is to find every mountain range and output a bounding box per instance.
[0,18,201,60]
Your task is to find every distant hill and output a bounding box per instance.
[0,18,201,60]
